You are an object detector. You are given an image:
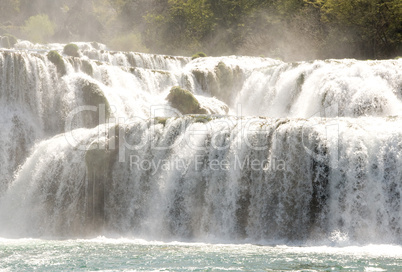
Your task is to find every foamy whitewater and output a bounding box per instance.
[0,38,401,271]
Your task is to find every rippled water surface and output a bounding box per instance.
[1,238,401,271]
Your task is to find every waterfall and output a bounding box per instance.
[0,41,401,243]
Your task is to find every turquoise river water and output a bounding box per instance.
[1,238,401,271]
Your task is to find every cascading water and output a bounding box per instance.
[0,39,402,244]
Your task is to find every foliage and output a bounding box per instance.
[166,86,208,114]
[0,0,401,59]
[143,0,215,55]
[143,0,402,59]
[23,14,54,43]
[307,0,402,58]
[63,43,79,57]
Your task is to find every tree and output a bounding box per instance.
[307,0,402,58]
[143,0,215,54]
[23,14,54,43]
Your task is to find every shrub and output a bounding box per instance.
[63,43,79,57]
[191,52,207,60]
[47,50,66,76]
[24,14,55,43]
[166,86,207,114]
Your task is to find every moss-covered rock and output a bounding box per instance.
[296,73,305,94]
[192,70,205,86]
[155,117,169,126]
[214,61,233,99]
[297,73,305,87]
[79,79,111,128]
[81,60,93,76]
[213,61,243,104]
[216,61,232,83]
[63,43,79,57]
[192,52,207,60]
[192,70,218,91]
[166,86,208,115]
[82,81,111,115]
[191,61,243,105]
[193,115,213,123]
[47,50,66,76]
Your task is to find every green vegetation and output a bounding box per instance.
[23,14,54,43]
[142,0,402,59]
[47,50,66,76]
[63,43,79,57]
[306,0,402,59]
[0,0,401,59]
[166,86,208,115]
[192,52,207,60]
